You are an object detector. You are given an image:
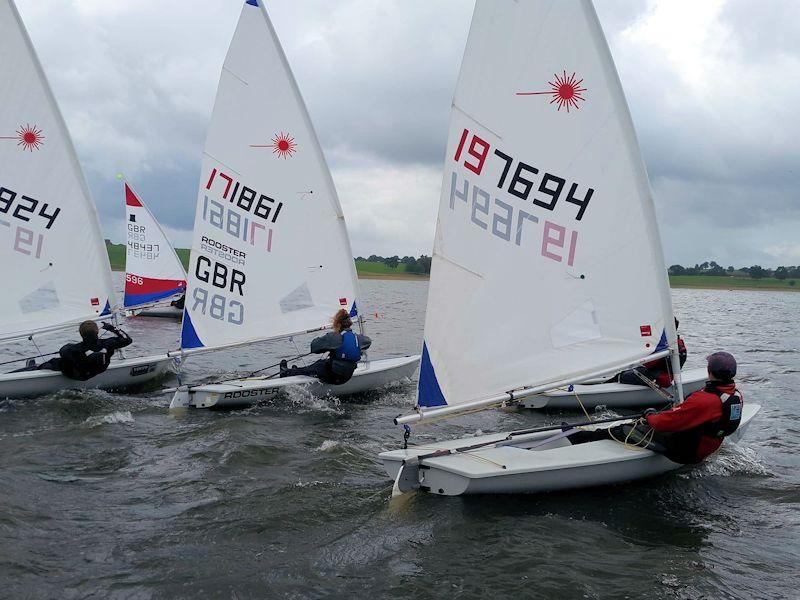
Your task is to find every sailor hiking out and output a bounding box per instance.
[568,351,742,464]
[280,309,371,385]
[13,321,133,381]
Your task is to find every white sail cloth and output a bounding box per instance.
[124,184,186,309]
[0,0,115,342]
[181,0,359,351]
[418,0,677,409]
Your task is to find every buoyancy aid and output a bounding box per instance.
[702,384,742,438]
[336,330,361,362]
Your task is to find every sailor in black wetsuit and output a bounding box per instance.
[13,320,133,381]
[57,321,133,381]
[280,309,371,385]
[170,293,185,310]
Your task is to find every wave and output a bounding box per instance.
[83,410,135,428]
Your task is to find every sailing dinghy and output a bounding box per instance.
[379,0,760,496]
[169,0,418,409]
[517,366,708,410]
[0,0,175,398]
[123,183,186,319]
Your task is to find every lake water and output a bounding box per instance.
[1,277,798,599]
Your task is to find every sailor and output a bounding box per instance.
[170,293,186,310]
[10,321,133,379]
[279,309,371,385]
[567,351,743,464]
[608,317,687,387]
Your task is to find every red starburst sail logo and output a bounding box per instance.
[0,124,46,151]
[250,131,297,159]
[517,71,587,113]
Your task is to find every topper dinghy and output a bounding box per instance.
[123,183,186,319]
[169,0,418,409]
[379,0,760,495]
[0,0,174,397]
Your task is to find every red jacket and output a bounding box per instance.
[645,381,740,463]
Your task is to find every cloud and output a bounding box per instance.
[14,0,800,267]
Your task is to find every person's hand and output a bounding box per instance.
[642,408,658,418]
[101,322,117,332]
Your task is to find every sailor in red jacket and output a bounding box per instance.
[568,352,743,464]
[641,351,742,463]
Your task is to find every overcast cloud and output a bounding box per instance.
[15,0,800,267]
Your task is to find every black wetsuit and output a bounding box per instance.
[171,294,185,310]
[283,330,371,385]
[13,327,133,381]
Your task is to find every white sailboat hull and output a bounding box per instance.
[517,367,708,409]
[170,355,420,409]
[0,355,176,399]
[128,306,183,319]
[380,403,760,496]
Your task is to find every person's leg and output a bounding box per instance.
[284,359,328,379]
[566,427,616,445]
[617,367,656,386]
[37,358,62,371]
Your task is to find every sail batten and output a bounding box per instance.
[416,0,677,413]
[180,0,360,352]
[0,0,115,342]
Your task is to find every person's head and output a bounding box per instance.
[707,351,736,381]
[79,320,99,343]
[332,309,352,333]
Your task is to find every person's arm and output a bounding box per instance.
[646,393,720,433]
[101,324,133,351]
[310,332,340,354]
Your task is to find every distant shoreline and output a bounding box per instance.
[357,272,429,281]
[669,282,800,292]
[106,246,798,291]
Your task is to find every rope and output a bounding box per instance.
[572,387,591,420]
[608,418,656,451]
[209,351,315,385]
[0,350,60,367]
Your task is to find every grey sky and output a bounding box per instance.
[15,0,800,267]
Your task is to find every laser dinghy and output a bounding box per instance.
[379,0,760,495]
[0,0,175,398]
[169,0,418,409]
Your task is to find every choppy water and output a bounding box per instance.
[1,277,798,599]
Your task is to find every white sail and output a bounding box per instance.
[123,183,186,309]
[0,0,115,342]
[417,0,677,410]
[180,0,359,351]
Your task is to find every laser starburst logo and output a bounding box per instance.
[250,131,297,159]
[1,123,46,151]
[516,71,587,113]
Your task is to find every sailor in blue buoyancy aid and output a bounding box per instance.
[280,309,371,385]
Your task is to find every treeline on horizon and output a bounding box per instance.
[355,255,432,274]
[668,260,800,282]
